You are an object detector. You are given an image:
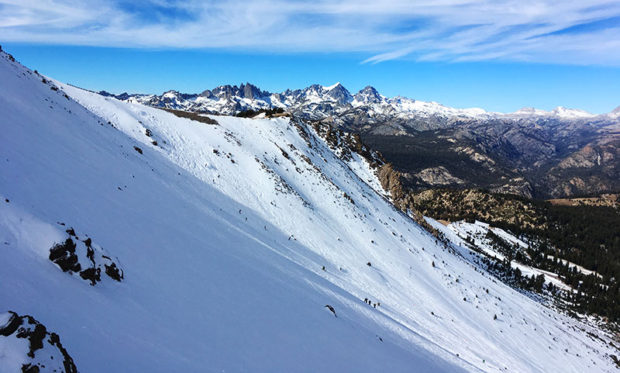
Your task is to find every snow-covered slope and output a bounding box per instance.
[1,51,618,372]
[425,219,576,293]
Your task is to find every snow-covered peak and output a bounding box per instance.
[324,83,353,104]
[323,82,342,90]
[386,95,492,119]
[607,105,620,119]
[511,107,549,116]
[162,90,181,98]
[510,106,595,119]
[353,86,383,104]
[551,106,595,118]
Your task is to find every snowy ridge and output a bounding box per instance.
[1,50,618,372]
[106,82,609,123]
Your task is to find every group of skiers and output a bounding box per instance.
[364,298,380,308]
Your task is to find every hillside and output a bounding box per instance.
[1,50,619,372]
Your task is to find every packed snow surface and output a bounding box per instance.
[0,51,617,372]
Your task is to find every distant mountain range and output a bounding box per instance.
[102,83,620,199]
[101,82,619,125]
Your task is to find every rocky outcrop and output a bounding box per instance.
[406,188,553,236]
[489,178,533,199]
[378,163,406,203]
[376,163,447,239]
[414,166,465,186]
[0,311,77,373]
[49,226,124,285]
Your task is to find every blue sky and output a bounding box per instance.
[1,0,620,113]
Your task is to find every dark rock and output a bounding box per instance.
[49,230,123,286]
[105,263,123,281]
[21,363,39,373]
[0,311,21,336]
[49,238,81,273]
[79,267,101,286]
[1,312,78,373]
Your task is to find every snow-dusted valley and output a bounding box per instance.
[1,49,619,372]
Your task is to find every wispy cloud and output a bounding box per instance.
[1,0,619,65]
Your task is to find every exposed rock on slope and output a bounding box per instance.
[414,166,465,186]
[0,311,77,373]
[49,226,124,285]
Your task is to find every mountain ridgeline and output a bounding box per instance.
[103,82,620,199]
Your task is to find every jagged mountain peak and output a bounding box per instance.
[239,82,268,99]
[354,85,382,104]
[206,82,269,100]
[302,83,326,93]
[323,82,343,90]
[358,85,379,94]
[162,89,181,97]
[324,82,353,104]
